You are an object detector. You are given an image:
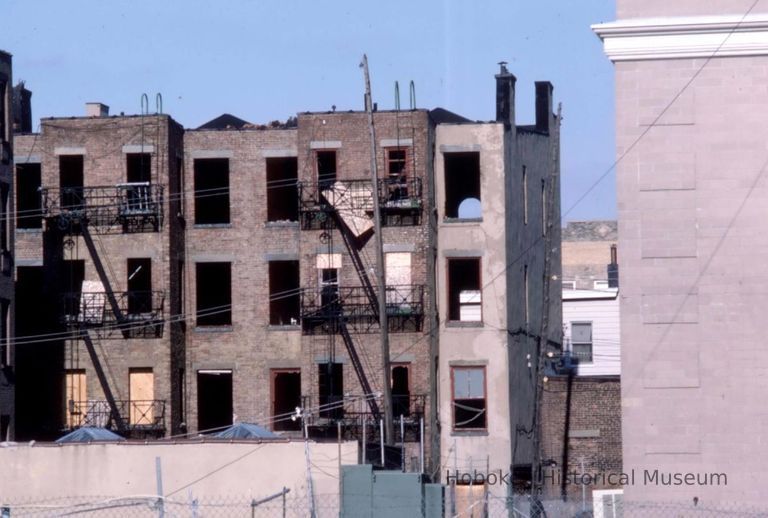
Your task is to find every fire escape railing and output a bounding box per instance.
[301,285,424,334]
[62,290,166,339]
[40,183,163,233]
[298,177,422,230]
[302,393,426,443]
[65,399,166,436]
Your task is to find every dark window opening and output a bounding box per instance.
[318,362,343,419]
[16,163,42,229]
[0,299,8,366]
[0,184,8,253]
[444,152,480,218]
[269,261,300,325]
[0,80,6,143]
[126,153,151,183]
[59,155,84,210]
[317,151,337,189]
[266,157,298,222]
[272,369,301,431]
[195,262,231,326]
[0,415,9,442]
[447,258,481,322]
[452,367,486,430]
[320,268,340,315]
[391,365,410,418]
[197,370,232,432]
[127,258,152,314]
[62,260,86,319]
[194,158,230,224]
[385,149,409,201]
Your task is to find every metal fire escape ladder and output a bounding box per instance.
[79,330,127,434]
[337,319,381,420]
[80,225,130,339]
[327,209,380,321]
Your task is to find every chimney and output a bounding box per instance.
[607,244,619,288]
[535,81,553,134]
[85,102,109,118]
[12,82,32,134]
[495,61,516,127]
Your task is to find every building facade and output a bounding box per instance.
[11,65,561,486]
[0,50,15,441]
[594,0,768,504]
[435,66,562,506]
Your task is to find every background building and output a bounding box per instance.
[0,50,15,442]
[542,220,621,504]
[595,0,768,504]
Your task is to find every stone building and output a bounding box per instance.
[594,0,768,505]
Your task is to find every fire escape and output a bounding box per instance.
[298,177,425,443]
[40,183,167,438]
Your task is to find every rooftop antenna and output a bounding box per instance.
[156,93,163,115]
[409,81,416,110]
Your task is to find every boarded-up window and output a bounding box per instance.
[129,368,154,425]
[454,483,486,518]
[64,370,87,428]
[385,252,411,305]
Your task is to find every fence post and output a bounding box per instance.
[155,456,165,518]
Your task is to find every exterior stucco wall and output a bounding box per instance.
[435,123,510,492]
[0,440,355,501]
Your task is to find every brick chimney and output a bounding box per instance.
[535,81,553,134]
[495,62,516,127]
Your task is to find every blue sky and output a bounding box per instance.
[3,0,616,221]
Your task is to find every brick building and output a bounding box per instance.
[0,50,15,441]
[11,64,561,484]
[541,220,622,504]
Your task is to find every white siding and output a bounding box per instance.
[563,293,620,376]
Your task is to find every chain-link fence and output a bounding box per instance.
[4,492,768,517]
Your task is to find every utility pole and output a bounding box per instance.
[531,104,562,497]
[361,54,394,446]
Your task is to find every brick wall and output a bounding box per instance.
[541,376,622,500]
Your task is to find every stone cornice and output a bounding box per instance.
[592,13,768,61]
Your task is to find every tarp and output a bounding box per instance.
[55,427,125,444]
[213,423,278,440]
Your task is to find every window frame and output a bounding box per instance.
[446,257,483,323]
[450,366,487,431]
[570,321,593,363]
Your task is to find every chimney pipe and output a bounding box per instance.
[608,244,619,288]
[535,81,553,134]
[85,102,109,118]
[495,61,516,127]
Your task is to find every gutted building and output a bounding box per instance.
[0,50,14,441]
[435,64,562,506]
[14,106,185,440]
[11,64,561,484]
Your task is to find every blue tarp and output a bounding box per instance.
[55,427,126,443]
[213,422,278,439]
